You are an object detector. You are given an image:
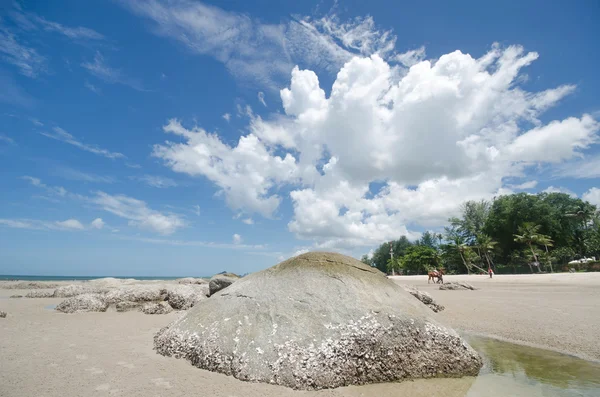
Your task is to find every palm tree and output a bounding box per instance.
[536,234,554,273]
[566,203,595,231]
[477,234,497,271]
[514,222,543,273]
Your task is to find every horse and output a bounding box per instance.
[428,269,444,284]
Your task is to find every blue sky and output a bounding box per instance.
[1,0,599,276]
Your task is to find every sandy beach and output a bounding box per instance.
[1,273,599,396]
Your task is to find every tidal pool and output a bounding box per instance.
[462,336,600,396]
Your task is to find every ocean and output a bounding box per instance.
[0,275,207,281]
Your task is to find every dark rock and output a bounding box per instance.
[0,311,6,318]
[439,282,478,291]
[208,274,240,296]
[400,285,445,312]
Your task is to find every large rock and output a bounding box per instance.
[439,282,478,291]
[177,277,208,285]
[104,285,167,304]
[154,252,482,390]
[25,290,55,298]
[165,285,207,310]
[400,285,445,313]
[142,301,173,315]
[115,301,142,312]
[208,274,240,296]
[56,293,109,313]
[53,284,105,298]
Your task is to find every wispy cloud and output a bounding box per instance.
[0,134,15,144]
[257,91,267,107]
[22,175,67,197]
[0,69,35,107]
[222,113,231,122]
[81,51,146,91]
[91,191,186,235]
[233,233,242,244]
[0,27,46,78]
[39,126,125,160]
[53,166,115,183]
[118,235,266,250]
[28,15,104,41]
[131,175,177,188]
[118,0,401,89]
[0,217,90,231]
[555,156,600,179]
[84,81,101,94]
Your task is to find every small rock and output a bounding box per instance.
[439,282,478,291]
[401,285,445,312]
[142,301,173,315]
[56,293,109,313]
[25,290,55,298]
[10,295,23,298]
[115,301,141,312]
[0,311,6,318]
[177,277,208,285]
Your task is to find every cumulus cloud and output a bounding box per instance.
[91,191,185,235]
[90,218,105,229]
[233,233,242,244]
[56,219,84,230]
[542,186,577,197]
[583,188,600,207]
[152,44,598,249]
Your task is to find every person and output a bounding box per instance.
[488,268,493,279]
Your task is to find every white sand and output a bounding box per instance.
[1,272,598,396]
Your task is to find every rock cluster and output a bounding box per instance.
[142,301,173,315]
[154,252,482,390]
[25,290,55,298]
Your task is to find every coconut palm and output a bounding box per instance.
[477,234,497,271]
[566,203,595,231]
[514,222,543,273]
[536,234,554,273]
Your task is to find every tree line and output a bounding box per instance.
[361,192,600,275]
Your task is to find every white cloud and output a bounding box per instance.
[30,118,44,126]
[233,233,242,244]
[91,191,186,235]
[28,15,104,40]
[119,235,265,250]
[555,155,600,179]
[150,42,598,248]
[222,113,231,122]
[153,119,298,217]
[583,188,600,207]
[84,81,101,94]
[0,218,86,231]
[54,167,115,183]
[22,175,67,196]
[119,1,403,89]
[258,91,267,107]
[194,205,201,216]
[81,51,145,91]
[90,218,105,229]
[509,180,538,190]
[242,218,254,225]
[39,126,125,160]
[0,26,46,78]
[56,219,84,230]
[542,186,577,197]
[0,134,15,144]
[395,47,426,67]
[132,175,177,188]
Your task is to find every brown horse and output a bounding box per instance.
[428,269,444,284]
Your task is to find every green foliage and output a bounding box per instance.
[401,245,439,275]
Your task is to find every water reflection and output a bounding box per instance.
[465,336,600,397]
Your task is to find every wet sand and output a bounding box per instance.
[1,272,599,396]
[390,272,600,362]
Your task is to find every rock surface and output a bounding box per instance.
[53,284,104,298]
[104,285,167,304]
[115,301,141,312]
[439,282,478,291]
[165,285,207,310]
[177,277,208,285]
[56,294,109,313]
[1,281,60,289]
[25,290,55,298]
[154,252,482,390]
[400,285,445,312]
[142,301,173,315]
[208,274,239,296]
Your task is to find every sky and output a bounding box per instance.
[1,0,599,277]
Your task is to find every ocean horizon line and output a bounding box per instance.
[0,274,211,281]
